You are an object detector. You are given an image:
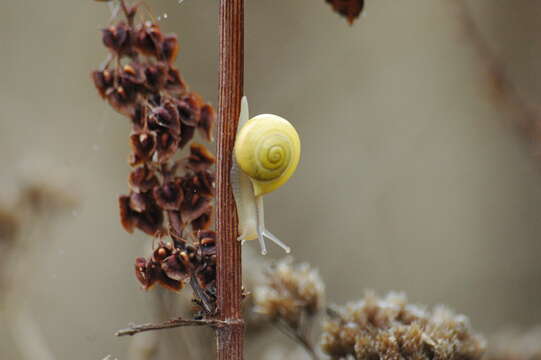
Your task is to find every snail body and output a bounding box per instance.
[231,97,300,255]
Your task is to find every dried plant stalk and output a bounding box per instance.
[215,0,245,359]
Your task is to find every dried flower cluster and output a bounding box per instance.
[91,0,217,312]
[0,209,19,292]
[0,209,18,249]
[487,327,541,360]
[254,258,325,330]
[321,292,486,360]
[326,0,365,24]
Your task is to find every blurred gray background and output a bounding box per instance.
[1,0,541,358]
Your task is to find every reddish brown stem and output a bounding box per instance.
[115,317,225,337]
[215,0,245,359]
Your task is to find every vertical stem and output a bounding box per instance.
[216,0,244,359]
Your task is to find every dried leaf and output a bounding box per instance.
[326,0,364,24]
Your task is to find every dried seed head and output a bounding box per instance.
[93,1,216,304]
[153,180,183,211]
[135,22,163,57]
[187,143,216,172]
[197,230,216,257]
[321,292,486,360]
[152,242,173,261]
[102,22,133,55]
[151,101,180,135]
[177,93,202,127]
[487,327,541,360]
[91,69,114,99]
[162,34,180,63]
[134,256,183,291]
[253,258,325,330]
[191,207,212,230]
[154,128,179,163]
[0,209,19,248]
[164,67,186,94]
[107,85,138,116]
[198,104,215,141]
[119,193,164,236]
[161,253,190,282]
[128,166,159,193]
[179,122,196,149]
[119,63,146,93]
[143,62,168,93]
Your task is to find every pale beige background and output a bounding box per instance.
[1,0,541,359]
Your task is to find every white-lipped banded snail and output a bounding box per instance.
[230,97,301,255]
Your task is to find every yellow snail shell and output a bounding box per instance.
[234,114,301,197]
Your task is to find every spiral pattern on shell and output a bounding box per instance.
[235,114,301,196]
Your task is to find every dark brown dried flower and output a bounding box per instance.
[102,21,133,55]
[135,256,183,291]
[326,0,365,24]
[155,127,179,163]
[197,230,216,257]
[196,256,216,289]
[151,101,180,135]
[198,104,215,141]
[177,93,202,126]
[180,197,211,225]
[153,241,174,262]
[108,85,138,116]
[191,208,212,231]
[128,166,158,193]
[153,180,183,210]
[187,143,216,172]
[119,63,146,94]
[166,210,183,240]
[91,69,114,99]
[129,130,157,166]
[119,193,164,236]
[321,292,486,360]
[130,103,146,131]
[134,21,163,57]
[161,252,190,281]
[182,171,215,200]
[164,67,186,94]
[254,258,325,330]
[143,62,168,93]
[179,122,196,149]
[162,34,180,63]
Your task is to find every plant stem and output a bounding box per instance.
[115,317,226,337]
[275,320,320,360]
[215,0,245,359]
[453,0,541,142]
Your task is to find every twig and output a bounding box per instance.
[215,0,245,359]
[274,320,320,360]
[10,306,56,360]
[115,317,228,337]
[454,0,541,147]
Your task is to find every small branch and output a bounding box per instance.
[454,0,541,147]
[10,306,55,360]
[115,317,227,337]
[274,320,320,360]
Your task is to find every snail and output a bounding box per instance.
[231,97,301,255]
